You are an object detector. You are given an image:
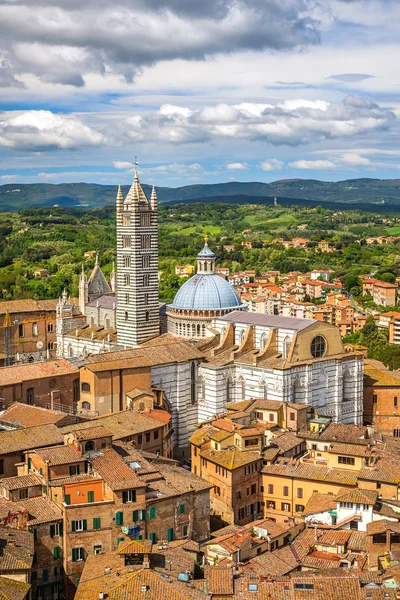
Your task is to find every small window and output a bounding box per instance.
[125,311,129,321]
[72,547,84,562]
[179,503,185,515]
[142,255,151,268]
[122,213,131,226]
[373,394,378,404]
[297,488,303,498]
[122,235,131,248]
[26,388,34,405]
[82,401,91,410]
[18,324,24,337]
[268,484,273,494]
[283,486,289,497]
[87,491,94,503]
[310,335,326,358]
[123,490,136,503]
[53,546,61,560]
[32,322,38,336]
[394,429,400,438]
[124,273,130,286]
[395,397,398,408]
[81,382,90,393]
[123,255,131,268]
[47,323,54,333]
[143,274,150,287]
[71,520,87,532]
[154,430,159,440]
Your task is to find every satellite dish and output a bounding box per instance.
[36,341,44,350]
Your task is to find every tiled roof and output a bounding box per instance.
[0,298,57,315]
[307,423,370,445]
[0,403,69,428]
[303,492,337,516]
[35,445,84,466]
[204,566,234,595]
[317,529,352,546]
[301,551,341,570]
[273,432,304,452]
[0,576,31,600]
[211,419,242,433]
[201,447,260,470]
[48,474,99,486]
[147,409,172,425]
[0,359,78,386]
[74,425,112,440]
[118,539,153,554]
[61,409,163,439]
[262,461,358,486]
[107,569,207,600]
[347,531,368,552]
[366,519,400,536]
[364,365,400,388]
[336,488,378,505]
[90,448,143,490]
[16,496,62,525]
[0,424,63,455]
[0,527,34,572]
[209,430,232,442]
[359,461,400,484]
[83,340,204,372]
[0,475,42,490]
[329,442,369,457]
[152,463,212,495]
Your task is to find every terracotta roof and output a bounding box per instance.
[61,410,163,439]
[211,419,242,433]
[273,431,304,452]
[308,423,370,445]
[0,576,31,600]
[74,425,112,440]
[262,461,358,486]
[336,488,378,505]
[364,365,400,388]
[0,527,34,572]
[0,298,57,315]
[147,410,172,425]
[90,448,143,490]
[0,475,42,490]
[302,551,341,570]
[35,445,84,466]
[0,359,78,386]
[83,340,204,372]
[347,531,368,552]
[0,403,70,428]
[118,539,153,554]
[317,529,352,546]
[0,424,63,455]
[204,566,234,595]
[366,519,400,536]
[209,430,232,442]
[16,496,62,525]
[329,442,369,457]
[303,493,337,516]
[200,447,260,470]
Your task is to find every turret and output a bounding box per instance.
[79,264,88,315]
[116,185,123,213]
[150,185,158,211]
[196,237,216,274]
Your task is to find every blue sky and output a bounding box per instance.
[1,0,400,188]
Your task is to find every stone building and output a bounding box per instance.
[363,363,400,436]
[195,311,364,425]
[0,298,58,365]
[167,239,247,338]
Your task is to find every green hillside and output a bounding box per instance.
[1,178,400,211]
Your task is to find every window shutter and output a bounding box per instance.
[77,464,80,475]
[59,522,63,536]
[83,520,87,531]
[88,491,94,503]
[116,512,123,526]
[93,518,101,530]
[72,521,76,533]
[65,494,71,505]
[133,510,138,522]
[149,507,156,520]
[69,466,73,476]
[50,525,55,538]
[132,490,136,502]
[54,546,60,560]
[72,548,77,562]
[149,533,156,543]
[122,491,127,504]
[179,504,185,515]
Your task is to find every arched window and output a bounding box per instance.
[343,370,352,402]
[81,382,90,393]
[192,324,196,337]
[26,388,34,405]
[283,335,291,359]
[260,333,268,350]
[394,428,400,438]
[104,315,110,329]
[68,344,73,358]
[239,329,246,345]
[259,380,267,400]
[226,376,235,404]
[85,441,95,452]
[175,323,178,335]
[237,376,245,402]
[221,326,226,338]
[82,346,88,357]
[198,376,205,403]
[191,362,197,405]
[292,379,302,403]
[82,401,91,410]
[28,355,35,363]
[179,323,182,335]
[197,324,200,336]
[202,324,206,336]
[183,323,186,336]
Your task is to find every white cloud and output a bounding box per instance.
[113,161,134,169]
[339,153,372,166]
[288,159,337,169]
[259,159,284,171]
[0,110,105,149]
[227,162,248,170]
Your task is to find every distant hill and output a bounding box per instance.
[1,178,400,211]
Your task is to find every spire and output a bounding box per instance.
[124,159,150,209]
[197,238,216,274]
[150,185,158,210]
[110,261,117,293]
[95,253,99,266]
[116,184,123,213]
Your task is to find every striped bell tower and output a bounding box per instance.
[116,167,159,346]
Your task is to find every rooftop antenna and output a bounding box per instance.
[134,156,139,177]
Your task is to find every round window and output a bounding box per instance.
[310,335,326,358]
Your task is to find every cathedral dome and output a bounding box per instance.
[170,272,244,311]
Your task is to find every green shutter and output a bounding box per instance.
[149,533,156,543]
[133,510,138,522]
[75,578,80,587]
[183,525,188,536]
[88,491,94,503]
[149,507,156,520]
[28,457,32,470]
[72,521,76,533]
[141,509,146,521]
[69,466,73,476]
[179,503,185,515]
[122,491,127,503]
[59,522,63,536]
[94,545,102,554]
[93,518,101,530]
[136,535,143,540]
[50,524,55,538]
[132,490,136,502]
[116,512,123,526]
[83,520,87,531]
[167,528,174,542]
[72,548,77,562]
[54,546,60,560]
[117,537,124,546]
[65,494,71,505]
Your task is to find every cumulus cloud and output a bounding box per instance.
[339,153,371,166]
[227,162,248,170]
[0,0,321,86]
[0,110,105,149]
[259,159,284,171]
[288,159,336,169]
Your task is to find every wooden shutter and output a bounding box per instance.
[72,548,77,562]
[83,520,87,531]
